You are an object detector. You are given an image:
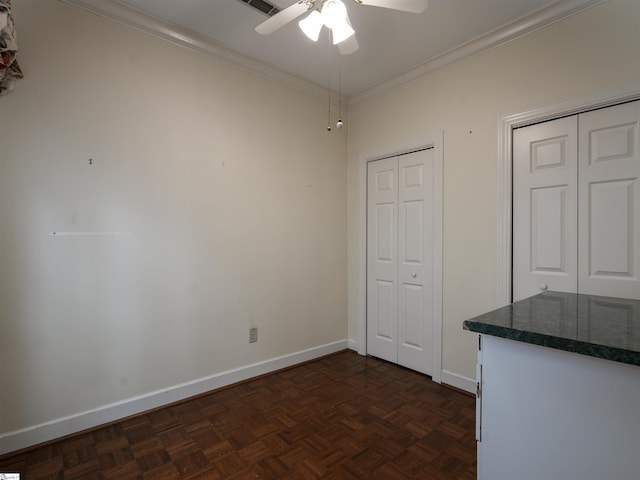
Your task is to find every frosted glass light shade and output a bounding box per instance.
[330,18,355,44]
[322,0,355,45]
[322,0,346,29]
[299,10,323,42]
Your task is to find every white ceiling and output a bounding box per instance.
[68,0,603,99]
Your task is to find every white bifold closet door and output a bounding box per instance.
[367,149,434,375]
[513,116,578,300]
[513,100,640,301]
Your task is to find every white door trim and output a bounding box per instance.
[496,83,640,307]
[358,133,443,383]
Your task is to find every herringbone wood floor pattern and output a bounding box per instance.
[0,351,476,479]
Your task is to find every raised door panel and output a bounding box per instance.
[403,200,424,265]
[375,203,395,263]
[400,283,423,347]
[588,180,633,276]
[397,149,433,374]
[367,157,398,363]
[373,280,395,340]
[578,101,640,299]
[530,185,569,273]
[513,117,578,301]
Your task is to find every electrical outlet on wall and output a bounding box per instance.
[249,327,258,343]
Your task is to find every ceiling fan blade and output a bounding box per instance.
[338,34,359,55]
[356,0,428,14]
[255,1,313,35]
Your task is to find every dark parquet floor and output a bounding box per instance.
[0,350,476,479]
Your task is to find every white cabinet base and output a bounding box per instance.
[478,335,640,480]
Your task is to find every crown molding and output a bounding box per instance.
[58,0,333,100]
[349,0,608,105]
[60,0,607,105]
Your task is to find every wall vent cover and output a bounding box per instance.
[238,0,281,17]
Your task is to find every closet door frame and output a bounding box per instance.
[357,133,443,384]
[497,84,640,306]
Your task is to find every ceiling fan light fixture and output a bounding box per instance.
[321,0,347,29]
[320,0,355,45]
[330,19,355,45]
[299,10,323,41]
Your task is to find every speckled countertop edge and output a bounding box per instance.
[463,319,640,367]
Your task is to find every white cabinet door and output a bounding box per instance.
[513,117,578,301]
[367,149,435,374]
[578,101,640,300]
[513,100,640,301]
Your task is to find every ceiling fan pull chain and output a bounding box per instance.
[337,54,344,129]
[327,89,332,132]
[327,32,332,131]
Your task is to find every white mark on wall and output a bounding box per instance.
[48,231,130,237]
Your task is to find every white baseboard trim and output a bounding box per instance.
[347,338,359,352]
[0,340,348,456]
[441,370,476,394]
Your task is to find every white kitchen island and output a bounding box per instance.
[464,292,640,480]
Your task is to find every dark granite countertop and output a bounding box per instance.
[463,292,640,366]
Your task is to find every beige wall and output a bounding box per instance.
[0,0,347,436]
[347,0,640,381]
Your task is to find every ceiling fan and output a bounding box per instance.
[255,0,428,55]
